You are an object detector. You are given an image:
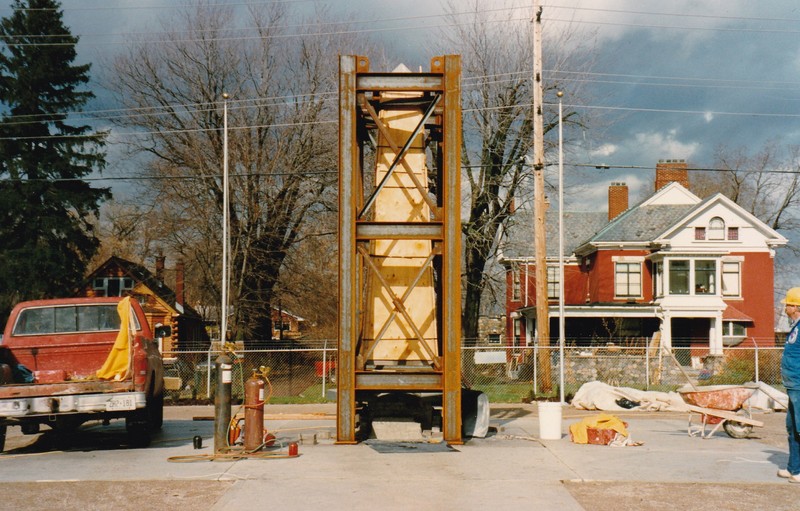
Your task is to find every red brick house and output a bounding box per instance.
[500,160,787,368]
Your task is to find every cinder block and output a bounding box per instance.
[371,419,423,441]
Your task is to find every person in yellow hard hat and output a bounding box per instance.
[779,287,800,482]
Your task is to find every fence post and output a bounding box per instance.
[206,347,213,399]
[754,342,760,383]
[645,343,650,390]
[322,339,327,398]
[533,343,538,397]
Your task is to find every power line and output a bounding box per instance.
[7,96,800,142]
[545,4,800,25]
[570,163,800,175]
[0,8,530,47]
[546,16,800,35]
[3,161,798,185]
[0,0,316,13]
[0,5,522,41]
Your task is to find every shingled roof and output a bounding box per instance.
[587,203,696,243]
[501,209,608,259]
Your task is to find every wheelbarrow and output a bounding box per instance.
[679,384,764,439]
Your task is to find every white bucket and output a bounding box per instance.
[538,402,563,440]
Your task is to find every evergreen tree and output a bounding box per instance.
[0,0,108,320]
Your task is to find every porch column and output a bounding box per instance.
[660,311,672,349]
[709,313,723,355]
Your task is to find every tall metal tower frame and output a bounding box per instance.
[337,55,463,444]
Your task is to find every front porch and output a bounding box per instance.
[515,303,728,369]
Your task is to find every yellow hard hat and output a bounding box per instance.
[782,287,800,306]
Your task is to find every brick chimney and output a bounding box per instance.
[655,159,689,191]
[608,182,629,221]
[155,254,165,281]
[175,259,185,307]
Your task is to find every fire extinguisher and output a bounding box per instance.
[243,369,265,451]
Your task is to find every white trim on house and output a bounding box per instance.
[640,181,701,207]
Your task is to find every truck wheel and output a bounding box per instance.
[0,425,6,452]
[151,391,164,431]
[126,391,155,447]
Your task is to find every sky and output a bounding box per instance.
[20,0,797,210]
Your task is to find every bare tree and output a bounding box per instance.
[436,1,594,344]
[105,3,360,345]
[693,140,800,236]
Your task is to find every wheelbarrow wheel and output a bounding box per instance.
[723,408,753,439]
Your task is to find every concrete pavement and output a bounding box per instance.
[0,403,792,510]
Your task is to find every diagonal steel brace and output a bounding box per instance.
[356,244,441,369]
[358,95,440,219]
[358,94,442,220]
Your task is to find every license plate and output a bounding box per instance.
[106,395,136,411]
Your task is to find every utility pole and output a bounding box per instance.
[532,0,552,394]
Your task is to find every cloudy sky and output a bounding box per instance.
[9,0,799,207]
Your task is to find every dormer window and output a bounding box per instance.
[708,217,725,240]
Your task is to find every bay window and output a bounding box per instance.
[669,260,690,294]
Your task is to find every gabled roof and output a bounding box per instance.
[507,181,787,259]
[658,191,787,245]
[87,255,202,318]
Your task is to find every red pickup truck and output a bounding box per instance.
[0,297,164,451]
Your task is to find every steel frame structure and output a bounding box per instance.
[337,55,462,444]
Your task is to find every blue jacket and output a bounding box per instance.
[782,318,800,390]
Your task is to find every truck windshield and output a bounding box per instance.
[12,305,140,336]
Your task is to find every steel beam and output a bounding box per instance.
[356,222,443,241]
[355,372,443,390]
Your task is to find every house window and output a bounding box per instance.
[722,261,741,297]
[708,217,725,240]
[653,262,663,297]
[669,260,690,294]
[727,227,739,240]
[513,319,521,346]
[488,333,501,345]
[615,262,641,298]
[695,227,706,240]
[694,260,716,294]
[512,267,520,301]
[547,265,560,299]
[93,277,134,297]
[723,321,746,344]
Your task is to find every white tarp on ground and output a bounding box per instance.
[746,381,788,410]
[571,381,690,412]
[572,381,789,412]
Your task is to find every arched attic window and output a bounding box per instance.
[708,217,725,240]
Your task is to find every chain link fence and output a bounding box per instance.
[162,339,785,405]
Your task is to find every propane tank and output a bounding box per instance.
[243,369,265,451]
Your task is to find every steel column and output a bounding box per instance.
[337,55,358,444]
[439,55,463,444]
